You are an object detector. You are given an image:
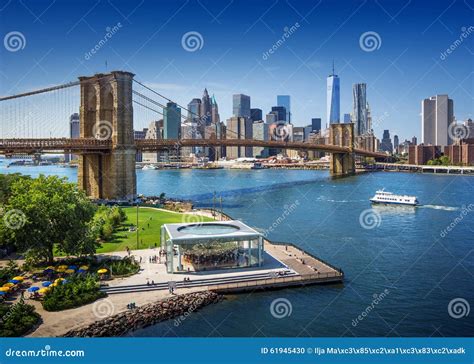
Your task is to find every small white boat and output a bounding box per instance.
[370,189,419,206]
[142,164,158,170]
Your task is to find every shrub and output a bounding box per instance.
[0,300,41,337]
[106,257,140,276]
[42,274,106,312]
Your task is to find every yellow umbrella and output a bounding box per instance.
[46,266,55,270]
[65,269,75,274]
[55,278,65,283]
[97,269,108,274]
[58,265,68,270]
[3,283,14,288]
[12,276,24,281]
[0,287,10,292]
[38,288,50,294]
[51,282,59,287]
[79,265,89,270]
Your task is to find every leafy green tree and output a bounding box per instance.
[1,175,98,263]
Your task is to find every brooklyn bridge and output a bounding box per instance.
[0,71,387,200]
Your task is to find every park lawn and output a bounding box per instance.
[96,207,214,253]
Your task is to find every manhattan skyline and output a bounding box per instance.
[0,0,473,141]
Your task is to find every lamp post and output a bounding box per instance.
[136,203,139,250]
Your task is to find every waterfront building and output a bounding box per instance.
[408,144,442,165]
[444,140,474,165]
[277,95,291,122]
[327,63,340,125]
[421,94,454,146]
[134,128,148,162]
[226,116,253,158]
[250,108,262,122]
[352,83,368,135]
[142,120,163,163]
[311,118,321,133]
[380,130,393,153]
[271,106,287,122]
[393,135,399,154]
[65,113,80,163]
[233,94,251,118]
[252,120,269,158]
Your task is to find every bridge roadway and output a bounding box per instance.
[0,138,387,159]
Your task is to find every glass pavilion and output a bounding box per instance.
[161,221,264,273]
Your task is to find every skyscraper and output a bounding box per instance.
[250,108,262,121]
[163,102,181,139]
[232,94,251,118]
[277,95,291,122]
[381,130,393,153]
[187,98,201,123]
[271,106,287,122]
[343,113,351,123]
[421,95,454,146]
[311,118,321,133]
[211,94,220,124]
[201,88,212,125]
[393,135,399,153]
[252,120,269,157]
[327,63,340,125]
[65,113,80,163]
[226,116,253,158]
[143,120,163,163]
[266,112,278,124]
[352,83,368,135]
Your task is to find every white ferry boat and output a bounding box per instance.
[142,164,158,170]
[370,190,419,206]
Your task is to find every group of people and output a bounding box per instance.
[182,249,248,270]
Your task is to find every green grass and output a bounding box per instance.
[96,207,214,253]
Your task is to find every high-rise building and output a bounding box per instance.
[271,106,287,122]
[211,94,220,124]
[464,119,474,139]
[65,113,80,162]
[143,120,163,163]
[250,108,263,121]
[421,94,454,146]
[293,126,305,142]
[201,88,212,125]
[352,83,368,136]
[380,129,393,153]
[393,135,399,153]
[134,128,148,162]
[327,63,340,125]
[266,112,278,124]
[226,116,253,158]
[311,118,321,133]
[343,113,351,123]
[412,136,418,145]
[163,102,181,139]
[277,95,291,122]
[187,98,202,124]
[233,94,251,118]
[252,120,269,157]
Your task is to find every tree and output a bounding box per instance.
[1,175,98,263]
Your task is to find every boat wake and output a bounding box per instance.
[418,204,459,211]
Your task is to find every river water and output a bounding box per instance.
[2,162,473,337]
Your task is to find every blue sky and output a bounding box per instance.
[0,0,473,141]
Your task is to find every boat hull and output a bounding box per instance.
[370,199,418,206]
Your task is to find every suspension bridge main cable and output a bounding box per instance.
[0,81,80,102]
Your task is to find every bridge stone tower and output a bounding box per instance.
[78,71,136,200]
[329,123,355,177]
